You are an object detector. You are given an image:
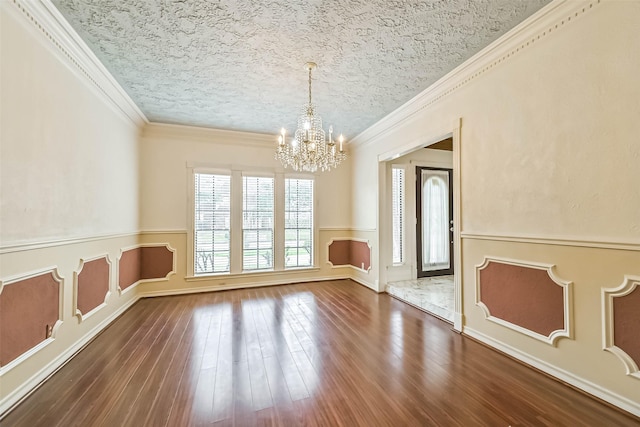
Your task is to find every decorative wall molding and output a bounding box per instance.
[116,244,177,294]
[73,255,112,322]
[0,267,64,372]
[6,0,147,126]
[461,232,640,252]
[602,275,640,379]
[0,294,140,416]
[476,257,573,346]
[0,231,139,254]
[464,327,640,418]
[326,238,372,273]
[350,0,601,148]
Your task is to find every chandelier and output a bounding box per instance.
[275,62,346,173]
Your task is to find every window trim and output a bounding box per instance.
[187,165,316,278]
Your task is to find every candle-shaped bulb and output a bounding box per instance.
[339,134,344,151]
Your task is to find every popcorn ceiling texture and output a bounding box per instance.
[52,0,550,137]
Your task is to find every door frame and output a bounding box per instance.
[377,118,463,331]
[416,166,454,278]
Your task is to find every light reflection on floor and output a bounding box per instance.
[386,276,454,322]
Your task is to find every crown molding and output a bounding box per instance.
[142,122,276,147]
[7,0,148,127]
[349,0,601,148]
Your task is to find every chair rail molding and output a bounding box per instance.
[475,256,573,346]
[461,231,640,252]
[602,275,640,379]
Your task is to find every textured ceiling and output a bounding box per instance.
[52,0,551,138]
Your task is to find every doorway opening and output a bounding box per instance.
[383,135,457,324]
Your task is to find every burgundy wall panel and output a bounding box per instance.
[140,246,174,280]
[118,247,142,291]
[479,262,565,337]
[119,246,174,290]
[328,240,351,266]
[77,257,110,316]
[328,239,371,270]
[0,272,60,366]
[349,240,371,271]
[613,286,640,368]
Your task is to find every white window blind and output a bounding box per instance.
[392,167,404,264]
[243,176,274,270]
[194,173,231,274]
[285,178,314,268]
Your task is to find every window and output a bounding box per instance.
[392,167,404,264]
[285,178,313,268]
[242,176,274,271]
[194,173,231,274]
[191,169,315,276]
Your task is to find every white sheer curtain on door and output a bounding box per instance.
[422,171,450,271]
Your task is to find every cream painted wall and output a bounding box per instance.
[0,3,143,413]
[139,123,351,232]
[350,0,640,415]
[138,123,355,293]
[0,6,140,245]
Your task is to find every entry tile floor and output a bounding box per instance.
[386,275,454,323]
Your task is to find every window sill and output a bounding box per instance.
[186,267,321,282]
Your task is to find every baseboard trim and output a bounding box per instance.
[350,276,379,293]
[463,327,640,418]
[138,275,351,298]
[0,296,140,418]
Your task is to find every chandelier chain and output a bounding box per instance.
[308,67,312,105]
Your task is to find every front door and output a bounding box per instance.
[416,167,453,277]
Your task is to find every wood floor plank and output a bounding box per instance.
[2,279,639,426]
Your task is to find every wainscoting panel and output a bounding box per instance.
[0,269,63,367]
[327,238,371,272]
[603,275,640,378]
[118,244,176,292]
[74,256,111,321]
[476,257,572,345]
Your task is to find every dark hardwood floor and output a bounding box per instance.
[2,279,638,426]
